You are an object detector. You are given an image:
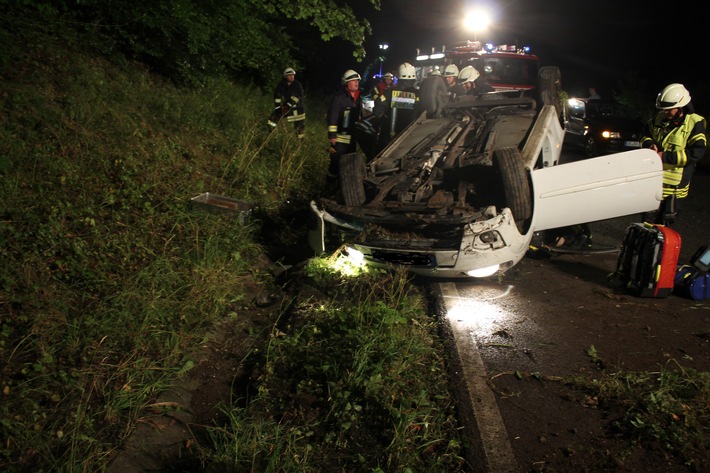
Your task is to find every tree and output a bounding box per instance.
[1,0,380,86]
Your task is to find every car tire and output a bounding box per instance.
[418,76,448,118]
[339,152,366,206]
[493,147,532,226]
[538,66,562,117]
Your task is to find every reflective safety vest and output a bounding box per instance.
[643,113,707,197]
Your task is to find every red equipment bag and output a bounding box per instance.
[614,223,682,298]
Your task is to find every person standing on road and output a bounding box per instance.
[327,69,362,181]
[268,67,306,139]
[640,83,707,226]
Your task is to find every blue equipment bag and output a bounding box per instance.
[673,244,710,300]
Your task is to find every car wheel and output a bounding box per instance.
[418,76,448,118]
[538,66,562,117]
[584,136,597,158]
[339,152,366,206]
[493,147,532,227]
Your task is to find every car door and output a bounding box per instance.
[563,99,587,145]
[530,148,663,231]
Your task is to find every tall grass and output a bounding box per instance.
[0,22,330,472]
[199,262,466,472]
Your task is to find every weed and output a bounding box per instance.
[198,267,466,472]
[562,358,709,468]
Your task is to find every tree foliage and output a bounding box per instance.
[1,0,379,86]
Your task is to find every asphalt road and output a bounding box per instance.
[436,153,710,472]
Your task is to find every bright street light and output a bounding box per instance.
[463,9,491,40]
[378,43,389,76]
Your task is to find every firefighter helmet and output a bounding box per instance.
[341,69,361,85]
[458,65,480,84]
[656,83,691,109]
[443,64,459,77]
[383,72,394,80]
[430,66,441,76]
[397,62,416,80]
[283,67,296,76]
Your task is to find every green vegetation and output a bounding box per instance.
[0,0,379,87]
[2,5,708,473]
[0,7,466,472]
[200,261,465,471]
[566,352,710,468]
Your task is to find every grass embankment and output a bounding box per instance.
[3,16,708,473]
[0,20,466,472]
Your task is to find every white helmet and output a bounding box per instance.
[458,65,480,84]
[656,83,691,109]
[443,64,459,77]
[283,67,296,76]
[383,72,394,80]
[430,67,441,76]
[341,69,361,85]
[397,62,416,80]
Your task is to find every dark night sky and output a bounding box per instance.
[347,0,706,103]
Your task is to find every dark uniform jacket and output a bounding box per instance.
[373,81,419,138]
[270,78,306,125]
[327,87,362,149]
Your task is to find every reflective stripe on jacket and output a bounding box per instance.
[327,87,361,144]
[642,112,707,197]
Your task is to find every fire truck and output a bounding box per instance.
[414,40,560,109]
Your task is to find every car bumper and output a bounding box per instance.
[309,201,530,278]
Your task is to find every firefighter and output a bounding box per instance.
[373,62,419,140]
[641,83,707,226]
[327,69,362,180]
[268,67,306,139]
[442,64,459,94]
[372,72,394,100]
[457,65,494,96]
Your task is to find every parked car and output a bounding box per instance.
[564,98,644,158]
[308,81,663,279]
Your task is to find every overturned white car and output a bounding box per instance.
[309,91,663,278]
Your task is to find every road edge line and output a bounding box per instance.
[435,282,519,473]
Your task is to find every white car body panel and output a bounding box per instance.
[531,148,663,231]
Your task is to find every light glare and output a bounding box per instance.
[463,10,491,33]
[465,264,500,278]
